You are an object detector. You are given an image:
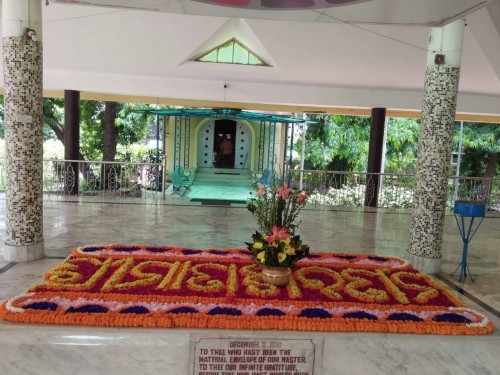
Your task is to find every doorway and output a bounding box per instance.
[214,119,236,168]
[197,119,251,169]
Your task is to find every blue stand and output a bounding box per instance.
[451,201,485,282]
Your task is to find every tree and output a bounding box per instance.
[82,101,152,161]
[115,103,151,152]
[103,102,117,162]
[454,122,500,178]
[384,118,420,174]
[299,114,370,171]
[42,98,64,142]
[297,114,421,175]
[43,99,153,161]
[79,100,105,160]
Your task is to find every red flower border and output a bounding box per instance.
[0,245,494,335]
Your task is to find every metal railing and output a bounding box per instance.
[0,159,498,212]
[42,159,163,200]
[289,170,414,208]
[288,169,499,213]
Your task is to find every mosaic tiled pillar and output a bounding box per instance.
[2,0,44,262]
[408,20,465,274]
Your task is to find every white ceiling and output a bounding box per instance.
[50,0,495,26]
[1,0,500,116]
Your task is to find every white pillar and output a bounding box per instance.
[408,19,465,274]
[2,0,42,38]
[2,0,44,262]
[426,19,465,67]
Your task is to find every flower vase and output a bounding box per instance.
[261,266,291,287]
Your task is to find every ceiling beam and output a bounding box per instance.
[0,85,497,123]
[17,88,496,123]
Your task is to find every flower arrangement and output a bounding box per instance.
[246,183,309,268]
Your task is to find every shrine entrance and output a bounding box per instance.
[197,119,251,169]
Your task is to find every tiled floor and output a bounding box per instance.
[1,198,499,374]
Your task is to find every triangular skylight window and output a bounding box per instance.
[195,38,269,66]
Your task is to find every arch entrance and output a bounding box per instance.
[197,119,251,169]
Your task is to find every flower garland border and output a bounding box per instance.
[1,291,492,335]
[73,245,410,269]
[0,245,494,335]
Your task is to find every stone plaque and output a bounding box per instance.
[191,336,322,375]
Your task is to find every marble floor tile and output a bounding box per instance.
[0,258,63,302]
[0,198,499,374]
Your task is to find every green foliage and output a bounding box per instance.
[384,118,420,174]
[79,101,153,161]
[80,100,106,160]
[139,148,164,191]
[2,97,166,169]
[453,122,500,177]
[299,114,370,171]
[42,98,64,141]
[247,230,309,268]
[299,115,498,177]
[299,114,420,174]
[141,148,164,164]
[115,103,150,146]
[459,148,486,177]
[456,122,500,154]
[246,182,309,268]
[247,184,308,236]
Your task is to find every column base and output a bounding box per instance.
[407,252,441,274]
[2,240,45,262]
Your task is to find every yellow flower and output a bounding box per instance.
[284,246,295,255]
[253,242,263,249]
[278,252,287,263]
[282,237,291,245]
[257,251,266,263]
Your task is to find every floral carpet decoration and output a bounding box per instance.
[0,245,493,335]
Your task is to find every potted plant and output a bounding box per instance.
[246,182,309,286]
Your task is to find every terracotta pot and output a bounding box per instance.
[261,267,291,287]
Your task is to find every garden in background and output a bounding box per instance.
[0,98,498,209]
